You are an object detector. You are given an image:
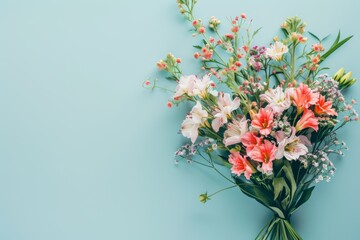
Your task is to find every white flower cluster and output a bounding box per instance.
[299,151,336,183]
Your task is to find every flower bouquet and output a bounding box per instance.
[146,0,357,239]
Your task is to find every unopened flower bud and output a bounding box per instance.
[199,193,210,203]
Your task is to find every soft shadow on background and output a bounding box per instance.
[0,0,359,239]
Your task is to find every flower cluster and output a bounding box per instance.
[151,1,356,239]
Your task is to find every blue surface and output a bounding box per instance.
[0,0,359,239]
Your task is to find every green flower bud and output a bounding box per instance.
[339,71,352,84]
[333,68,345,81]
[199,192,210,203]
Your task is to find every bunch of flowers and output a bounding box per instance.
[146,1,357,239]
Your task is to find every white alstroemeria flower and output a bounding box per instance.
[174,75,197,99]
[266,41,288,61]
[191,101,208,124]
[181,118,199,143]
[275,128,308,160]
[260,86,292,114]
[181,101,208,143]
[223,117,248,147]
[212,93,240,132]
[193,75,215,98]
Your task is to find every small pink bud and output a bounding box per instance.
[240,13,247,19]
[194,52,200,59]
[235,61,242,67]
[198,27,206,34]
[351,99,357,104]
[231,26,239,33]
[355,116,359,121]
[225,33,234,39]
[209,37,215,43]
[176,58,182,63]
[144,80,151,86]
[201,67,205,71]
[167,101,173,108]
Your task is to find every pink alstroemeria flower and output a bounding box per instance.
[275,128,308,160]
[174,75,196,99]
[251,108,274,136]
[223,117,248,147]
[260,86,292,114]
[181,101,208,143]
[241,132,262,154]
[248,140,277,173]
[295,109,319,132]
[212,93,240,132]
[228,151,253,180]
[292,83,319,113]
[314,95,338,116]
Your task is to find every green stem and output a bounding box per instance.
[208,185,237,198]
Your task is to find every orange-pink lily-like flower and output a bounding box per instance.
[295,109,319,132]
[228,151,253,180]
[251,108,274,136]
[314,95,338,116]
[292,83,319,113]
[248,140,277,173]
[241,132,262,154]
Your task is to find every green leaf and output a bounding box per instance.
[277,161,297,201]
[272,177,289,201]
[166,76,177,81]
[320,34,353,63]
[308,31,321,42]
[321,34,331,42]
[193,45,202,49]
[237,181,285,218]
[252,27,262,38]
[291,186,315,214]
[281,28,289,37]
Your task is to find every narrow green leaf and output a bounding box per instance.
[273,177,288,201]
[252,27,262,38]
[308,31,321,42]
[320,35,353,63]
[291,186,315,214]
[321,34,331,42]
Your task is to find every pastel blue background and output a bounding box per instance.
[0,0,359,239]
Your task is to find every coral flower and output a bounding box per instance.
[228,152,253,180]
[251,108,274,136]
[295,109,319,132]
[241,132,262,154]
[292,83,319,113]
[314,95,338,116]
[248,140,277,173]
